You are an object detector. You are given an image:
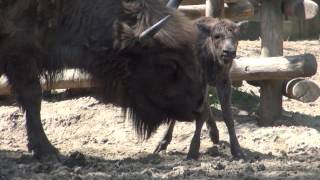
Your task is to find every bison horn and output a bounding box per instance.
[167,0,183,9]
[139,15,171,42]
[236,20,249,27]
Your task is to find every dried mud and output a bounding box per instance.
[0,40,320,180]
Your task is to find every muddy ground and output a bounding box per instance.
[0,40,319,180]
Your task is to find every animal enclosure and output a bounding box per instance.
[1,0,318,125]
[0,0,320,179]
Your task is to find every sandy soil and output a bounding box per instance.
[0,40,319,180]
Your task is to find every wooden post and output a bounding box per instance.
[259,0,284,126]
[206,0,224,17]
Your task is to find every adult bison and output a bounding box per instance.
[0,0,206,160]
[154,17,245,159]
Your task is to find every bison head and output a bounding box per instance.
[109,1,206,138]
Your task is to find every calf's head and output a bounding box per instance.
[196,18,242,67]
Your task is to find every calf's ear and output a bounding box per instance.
[196,22,211,35]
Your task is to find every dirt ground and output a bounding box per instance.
[0,40,319,180]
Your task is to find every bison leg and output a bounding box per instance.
[186,104,208,160]
[5,61,59,161]
[153,120,176,154]
[216,78,244,158]
[205,107,219,144]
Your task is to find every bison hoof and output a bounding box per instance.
[231,147,245,159]
[186,152,200,160]
[153,141,169,154]
[31,144,60,162]
[209,130,219,144]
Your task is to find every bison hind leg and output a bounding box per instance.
[153,121,176,154]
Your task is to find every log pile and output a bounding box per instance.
[230,54,317,81]
[0,54,318,102]
[178,0,319,20]
[179,0,255,20]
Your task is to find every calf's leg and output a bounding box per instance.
[205,106,219,144]
[154,88,220,159]
[216,78,244,158]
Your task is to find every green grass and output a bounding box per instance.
[208,87,260,112]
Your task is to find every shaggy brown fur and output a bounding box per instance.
[154,17,245,159]
[0,0,206,160]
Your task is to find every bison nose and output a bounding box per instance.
[223,50,236,58]
[222,50,236,61]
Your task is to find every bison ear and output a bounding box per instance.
[113,21,139,52]
[236,20,249,33]
[196,22,211,35]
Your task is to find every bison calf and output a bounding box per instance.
[154,17,245,159]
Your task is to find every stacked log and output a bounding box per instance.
[0,70,95,96]
[230,54,317,81]
[178,0,254,20]
[178,0,319,21]
[282,0,319,20]
[283,78,320,103]
[0,54,318,102]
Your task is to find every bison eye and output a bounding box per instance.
[157,61,178,77]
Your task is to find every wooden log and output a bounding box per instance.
[205,0,224,17]
[0,69,97,95]
[179,5,206,18]
[230,54,318,81]
[259,0,284,126]
[179,1,254,20]
[0,54,316,95]
[225,0,254,20]
[282,0,319,20]
[283,78,320,102]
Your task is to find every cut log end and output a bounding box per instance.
[284,78,320,103]
[283,0,319,20]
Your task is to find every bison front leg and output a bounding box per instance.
[153,120,176,154]
[187,86,218,160]
[186,105,208,160]
[216,78,244,158]
[5,61,59,161]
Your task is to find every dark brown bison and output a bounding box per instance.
[0,0,206,160]
[154,17,245,159]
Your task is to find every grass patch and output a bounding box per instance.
[208,87,259,112]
